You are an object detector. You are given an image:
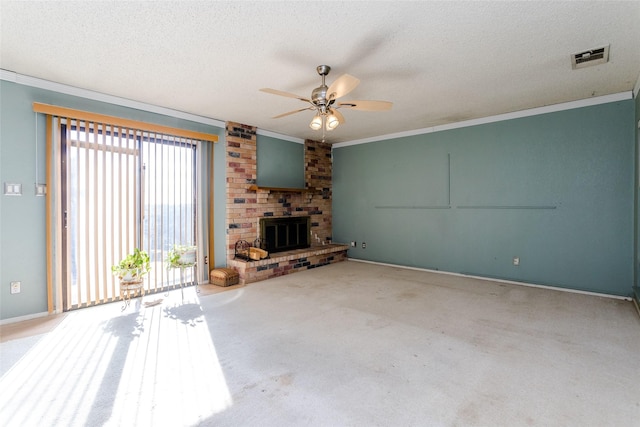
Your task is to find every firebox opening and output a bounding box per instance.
[259,216,311,253]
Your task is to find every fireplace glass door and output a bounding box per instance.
[260,216,310,253]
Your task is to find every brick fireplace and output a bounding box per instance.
[223,122,348,285]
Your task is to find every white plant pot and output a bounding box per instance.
[121,269,141,281]
[179,250,196,265]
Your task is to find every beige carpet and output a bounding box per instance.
[1,260,639,426]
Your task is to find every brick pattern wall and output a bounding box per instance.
[304,137,333,244]
[225,121,334,263]
[225,122,258,255]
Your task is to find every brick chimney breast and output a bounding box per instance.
[225,123,333,262]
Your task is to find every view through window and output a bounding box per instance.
[62,122,197,310]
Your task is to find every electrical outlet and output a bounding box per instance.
[10,281,21,294]
[350,241,356,247]
[513,257,520,266]
[362,242,366,249]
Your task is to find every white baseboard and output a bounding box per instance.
[633,298,640,315]
[0,311,50,326]
[348,258,631,301]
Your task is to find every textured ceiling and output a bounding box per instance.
[1,1,639,143]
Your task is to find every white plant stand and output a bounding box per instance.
[167,248,198,301]
[120,279,144,310]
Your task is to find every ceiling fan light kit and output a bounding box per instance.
[326,111,340,130]
[261,65,392,139]
[309,113,323,130]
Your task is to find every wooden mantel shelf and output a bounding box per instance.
[248,185,311,193]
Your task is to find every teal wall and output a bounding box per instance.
[1,77,636,319]
[256,135,304,188]
[333,100,635,296]
[0,80,226,320]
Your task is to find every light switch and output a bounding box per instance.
[35,183,47,196]
[4,183,22,196]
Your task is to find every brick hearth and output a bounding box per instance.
[223,121,347,285]
[228,244,349,285]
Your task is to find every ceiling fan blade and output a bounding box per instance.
[260,88,310,103]
[326,74,360,100]
[272,107,314,119]
[337,100,393,111]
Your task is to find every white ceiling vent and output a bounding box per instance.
[571,45,610,69]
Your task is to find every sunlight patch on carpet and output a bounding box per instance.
[0,290,233,426]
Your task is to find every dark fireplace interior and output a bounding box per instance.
[260,216,311,253]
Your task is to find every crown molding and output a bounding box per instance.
[3,69,634,147]
[256,129,304,144]
[1,69,225,128]
[333,92,633,149]
[3,69,307,143]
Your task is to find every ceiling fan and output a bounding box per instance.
[260,65,392,135]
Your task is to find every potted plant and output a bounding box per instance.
[166,244,197,269]
[112,248,151,281]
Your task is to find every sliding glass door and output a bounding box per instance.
[61,121,197,310]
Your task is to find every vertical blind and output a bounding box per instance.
[63,118,199,308]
